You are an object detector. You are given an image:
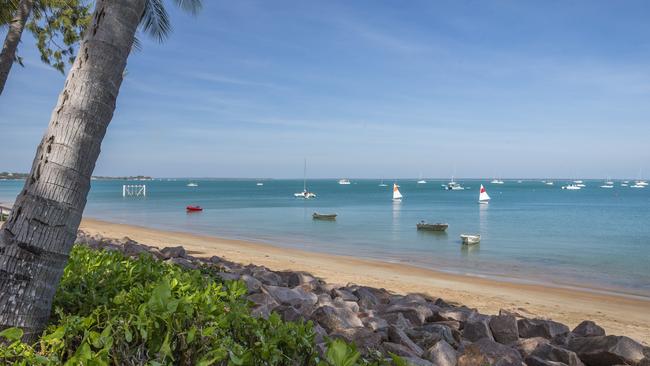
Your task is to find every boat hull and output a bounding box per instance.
[313,213,337,220]
[460,234,480,245]
[416,222,448,232]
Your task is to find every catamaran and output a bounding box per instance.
[392,183,403,201]
[478,184,491,204]
[294,159,316,199]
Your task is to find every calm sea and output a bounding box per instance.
[1,179,649,297]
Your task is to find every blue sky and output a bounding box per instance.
[1,0,649,178]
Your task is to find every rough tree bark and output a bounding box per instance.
[0,0,34,96]
[0,0,146,341]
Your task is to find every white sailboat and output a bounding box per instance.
[379,179,388,187]
[490,179,504,185]
[294,159,316,199]
[478,184,490,204]
[187,182,198,187]
[392,183,403,201]
[416,173,427,184]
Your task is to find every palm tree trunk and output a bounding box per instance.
[0,0,33,96]
[0,0,146,342]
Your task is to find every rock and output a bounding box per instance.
[252,268,283,286]
[403,357,434,366]
[165,257,197,270]
[568,335,645,366]
[514,337,549,358]
[463,320,494,342]
[333,297,360,313]
[525,356,569,366]
[312,305,364,332]
[528,343,584,366]
[264,285,318,307]
[457,338,525,366]
[330,327,383,352]
[423,340,457,366]
[240,274,262,293]
[247,292,279,318]
[388,325,424,356]
[354,287,380,310]
[384,302,434,326]
[362,316,389,331]
[160,246,186,259]
[277,305,307,322]
[287,271,317,287]
[383,342,421,358]
[572,320,605,338]
[489,315,519,345]
[417,323,461,349]
[332,288,358,302]
[499,308,538,320]
[434,320,462,331]
[216,272,241,281]
[123,242,151,257]
[518,318,570,339]
[435,307,479,324]
[383,312,413,329]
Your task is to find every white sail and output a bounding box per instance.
[478,184,490,203]
[392,183,403,200]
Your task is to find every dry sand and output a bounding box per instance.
[78,218,650,344]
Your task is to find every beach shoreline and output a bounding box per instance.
[79,217,650,344]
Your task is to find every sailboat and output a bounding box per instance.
[392,183,403,201]
[294,159,316,199]
[378,179,388,187]
[416,173,427,184]
[478,184,490,204]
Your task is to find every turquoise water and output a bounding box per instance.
[1,179,649,297]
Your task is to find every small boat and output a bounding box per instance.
[460,234,481,245]
[631,184,645,189]
[600,184,614,189]
[443,177,464,190]
[392,183,403,201]
[416,221,448,232]
[338,179,351,185]
[621,183,629,187]
[635,180,648,186]
[417,179,427,184]
[490,179,504,185]
[545,181,554,186]
[562,184,581,190]
[313,213,337,220]
[576,183,586,188]
[294,159,316,199]
[378,179,388,187]
[186,205,203,212]
[256,182,264,186]
[187,182,198,187]
[478,184,490,204]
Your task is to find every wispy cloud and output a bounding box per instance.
[184,71,286,90]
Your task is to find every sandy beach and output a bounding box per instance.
[79,217,650,344]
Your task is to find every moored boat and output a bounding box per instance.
[562,184,581,190]
[478,184,490,204]
[338,179,351,185]
[186,205,203,212]
[460,234,481,245]
[295,159,316,199]
[313,213,337,220]
[416,221,448,232]
[392,183,403,201]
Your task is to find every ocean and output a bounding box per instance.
[1,178,649,298]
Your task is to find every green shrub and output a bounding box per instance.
[0,246,400,365]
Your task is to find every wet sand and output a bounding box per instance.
[79,217,650,344]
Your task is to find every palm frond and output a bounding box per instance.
[173,0,202,16]
[140,0,171,43]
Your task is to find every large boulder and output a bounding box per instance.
[457,338,525,366]
[123,241,151,257]
[528,343,584,366]
[252,268,283,286]
[435,307,479,324]
[332,288,358,302]
[311,305,364,332]
[382,342,421,358]
[361,316,389,331]
[568,335,645,366]
[330,327,383,352]
[571,321,605,338]
[264,285,318,307]
[525,356,570,366]
[518,318,570,339]
[403,357,434,366]
[383,302,434,326]
[247,292,279,318]
[160,245,186,259]
[423,340,457,366]
[353,286,390,310]
[418,323,461,349]
[240,274,262,293]
[489,315,519,344]
[388,325,424,356]
[383,312,414,329]
[463,320,494,342]
[165,257,197,270]
[514,337,550,358]
[287,271,317,288]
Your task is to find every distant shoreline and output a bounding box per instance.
[77,217,650,344]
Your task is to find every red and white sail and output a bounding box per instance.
[479,184,490,203]
[393,183,403,200]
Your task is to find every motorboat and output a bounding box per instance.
[562,184,581,190]
[460,234,481,245]
[338,179,351,185]
[313,213,337,220]
[416,221,448,232]
[186,205,203,212]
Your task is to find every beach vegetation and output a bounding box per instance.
[0,246,399,365]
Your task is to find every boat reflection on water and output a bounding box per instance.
[461,243,480,255]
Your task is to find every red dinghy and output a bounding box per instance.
[186,205,203,212]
